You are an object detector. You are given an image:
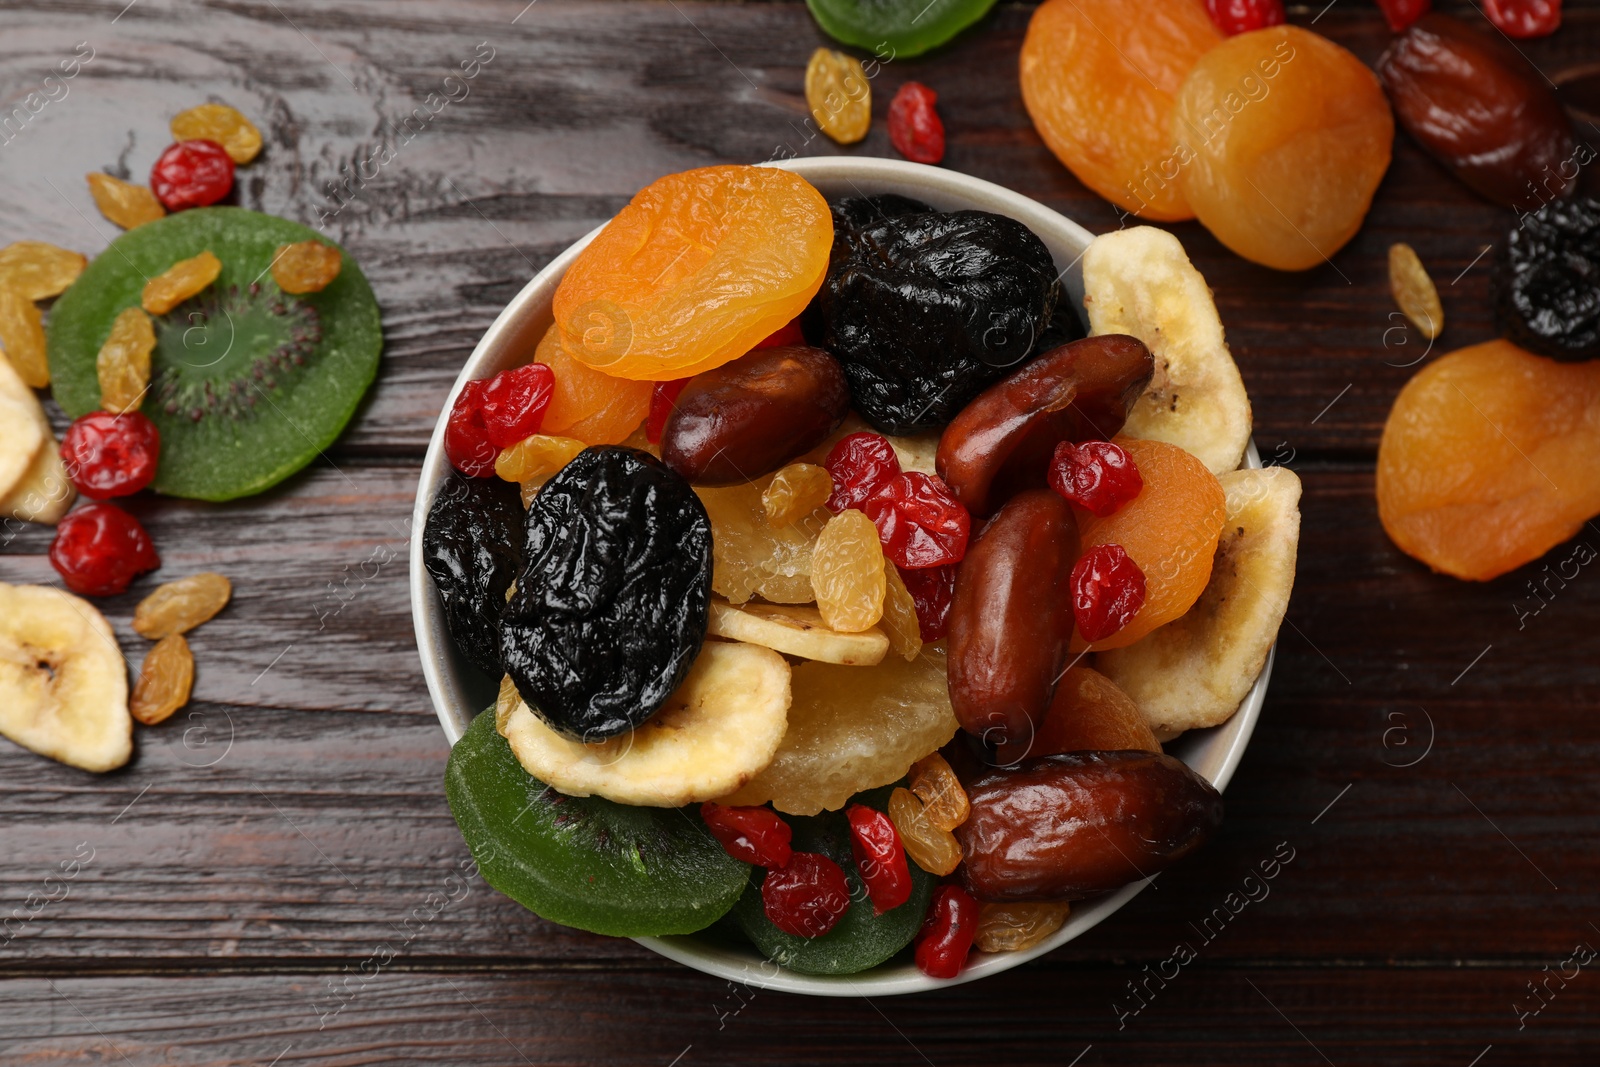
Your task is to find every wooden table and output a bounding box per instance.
[3,1,1598,1062]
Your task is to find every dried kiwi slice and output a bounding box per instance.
[47,208,381,501]
[806,0,998,59]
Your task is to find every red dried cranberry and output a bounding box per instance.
[150,140,235,211]
[445,381,497,477]
[845,804,912,915]
[863,472,970,569]
[1071,544,1146,643]
[761,851,851,938]
[1204,0,1285,34]
[60,412,161,500]
[700,802,793,869]
[824,432,901,513]
[754,318,806,350]
[888,82,945,165]
[646,378,690,445]
[900,564,957,642]
[1376,0,1432,31]
[49,503,160,597]
[1483,0,1560,38]
[1048,440,1143,518]
[444,363,555,477]
[914,884,979,979]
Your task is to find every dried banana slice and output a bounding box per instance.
[500,640,791,807]
[1083,226,1252,475]
[0,355,72,524]
[0,583,132,772]
[0,356,45,500]
[1098,466,1300,739]
[708,598,888,666]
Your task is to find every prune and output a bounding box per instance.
[1494,197,1600,362]
[660,345,849,485]
[937,335,1153,517]
[955,751,1223,901]
[806,197,1062,434]
[423,472,526,677]
[1377,14,1576,210]
[503,447,712,741]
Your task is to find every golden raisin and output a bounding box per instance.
[879,560,923,661]
[909,753,970,831]
[97,307,156,414]
[811,509,886,632]
[975,901,1072,953]
[133,573,233,639]
[0,241,87,301]
[805,48,872,145]
[0,286,49,388]
[86,173,166,230]
[171,103,262,164]
[888,786,962,876]
[495,433,586,485]
[762,462,833,528]
[142,251,222,316]
[131,634,195,726]
[271,241,342,295]
[1389,242,1443,340]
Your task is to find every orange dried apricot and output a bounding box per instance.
[1020,0,1221,222]
[1377,340,1600,581]
[142,250,222,315]
[87,173,166,230]
[271,241,342,294]
[97,307,156,414]
[532,323,651,445]
[552,165,832,380]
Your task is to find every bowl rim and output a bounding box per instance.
[409,156,1271,998]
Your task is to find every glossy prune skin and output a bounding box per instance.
[1377,14,1576,209]
[423,472,526,677]
[805,196,1062,435]
[502,447,712,741]
[947,489,1079,754]
[660,345,850,485]
[937,335,1153,517]
[1495,197,1600,361]
[955,751,1224,901]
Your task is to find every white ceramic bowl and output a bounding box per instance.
[411,157,1270,997]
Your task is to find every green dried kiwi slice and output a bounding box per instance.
[445,708,751,938]
[806,0,998,59]
[47,207,381,501]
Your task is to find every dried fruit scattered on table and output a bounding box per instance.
[533,323,652,446]
[0,285,50,388]
[879,561,923,661]
[900,562,956,641]
[887,81,945,165]
[61,411,161,500]
[1020,0,1220,221]
[445,362,556,478]
[708,598,888,666]
[1483,0,1561,38]
[423,472,526,677]
[1389,243,1443,340]
[762,851,852,937]
[889,785,963,876]
[846,803,913,914]
[1174,25,1394,271]
[495,433,586,489]
[0,241,87,301]
[764,462,834,527]
[87,173,167,230]
[915,884,979,978]
[825,431,902,512]
[96,307,155,413]
[909,753,969,831]
[863,471,970,569]
[1495,197,1600,362]
[1071,543,1147,643]
[171,103,263,164]
[271,241,342,294]
[1049,440,1143,517]
[1377,339,1600,581]
[1377,14,1576,210]
[806,48,871,145]
[1204,0,1284,35]
[974,901,1071,953]
[49,502,160,597]
[131,633,195,726]
[0,357,45,502]
[1376,0,1432,32]
[0,413,75,526]
[811,508,887,632]
[141,250,222,315]
[1032,665,1161,757]
[804,0,998,58]
[133,572,233,639]
[701,801,794,868]
[150,139,235,211]
[553,165,832,380]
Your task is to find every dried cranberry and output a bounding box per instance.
[60,412,161,500]
[1204,0,1285,34]
[1483,0,1560,38]
[824,431,901,512]
[150,140,235,211]
[845,804,912,915]
[914,884,979,979]
[1048,440,1143,518]
[761,851,851,938]
[863,472,971,569]
[646,378,690,445]
[900,564,957,642]
[754,318,806,350]
[888,82,945,165]
[445,381,497,478]
[1376,0,1431,31]
[444,363,555,477]
[700,802,793,869]
[49,503,160,597]
[1071,544,1146,643]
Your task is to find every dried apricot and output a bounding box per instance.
[974,901,1071,953]
[889,785,962,876]
[495,432,586,487]
[133,573,232,639]
[1032,665,1161,756]
[141,250,222,315]
[909,753,969,832]
[1075,437,1226,649]
[1378,340,1600,581]
[1020,0,1221,222]
[811,509,887,632]
[131,634,195,725]
[532,323,651,445]
[1173,26,1393,271]
[97,307,156,414]
[0,286,49,388]
[806,48,871,145]
[552,165,832,380]
[763,462,834,528]
[171,103,263,164]
[87,173,166,230]
[1389,243,1443,340]
[271,241,342,294]
[0,241,87,301]
[698,475,827,604]
[879,561,923,661]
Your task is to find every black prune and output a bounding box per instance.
[502,446,712,742]
[423,472,526,678]
[1495,197,1600,362]
[805,198,1062,435]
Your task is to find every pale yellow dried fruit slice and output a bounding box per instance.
[1083,226,1251,475]
[0,583,131,772]
[501,641,791,807]
[697,476,826,604]
[708,598,887,666]
[87,173,166,230]
[1389,242,1443,341]
[0,241,87,301]
[1099,466,1300,740]
[0,355,45,501]
[0,436,75,525]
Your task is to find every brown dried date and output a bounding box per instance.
[1377,13,1577,210]
[955,751,1223,901]
[946,489,1078,756]
[661,345,850,485]
[937,335,1153,517]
